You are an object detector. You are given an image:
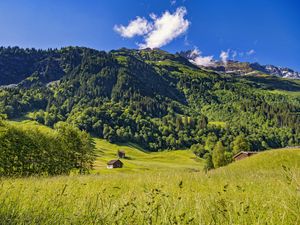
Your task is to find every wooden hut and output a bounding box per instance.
[117,150,126,158]
[233,151,258,161]
[107,159,123,169]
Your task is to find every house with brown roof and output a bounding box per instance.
[107,159,123,169]
[233,151,258,161]
[117,150,126,158]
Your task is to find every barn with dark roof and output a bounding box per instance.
[117,150,126,158]
[107,159,123,169]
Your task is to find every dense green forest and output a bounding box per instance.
[0,46,300,169]
[0,120,95,176]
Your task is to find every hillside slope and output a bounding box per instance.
[1,148,299,224]
[227,148,300,171]
[93,139,203,173]
[0,46,300,154]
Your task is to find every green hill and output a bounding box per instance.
[0,145,299,224]
[0,46,300,155]
[93,138,203,173]
[5,120,203,174]
[227,148,300,171]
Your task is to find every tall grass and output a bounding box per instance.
[0,149,299,224]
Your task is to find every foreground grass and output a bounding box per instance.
[0,149,299,224]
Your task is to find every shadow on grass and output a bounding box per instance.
[123,156,133,160]
[115,142,151,154]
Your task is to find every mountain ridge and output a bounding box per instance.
[0,46,300,153]
[179,50,300,79]
[1,46,299,88]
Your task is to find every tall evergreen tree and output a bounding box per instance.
[212,141,227,168]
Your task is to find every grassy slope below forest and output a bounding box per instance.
[1,121,300,224]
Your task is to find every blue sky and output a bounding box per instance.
[0,0,299,70]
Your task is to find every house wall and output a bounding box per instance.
[115,162,123,168]
[117,152,125,158]
[234,153,249,161]
[107,165,114,169]
[107,162,123,169]
[234,152,258,161]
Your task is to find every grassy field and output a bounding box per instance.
[7,120,204,174]
[93,139,203,173]
[1,121,300,224]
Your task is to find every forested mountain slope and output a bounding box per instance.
[0,46,300,157]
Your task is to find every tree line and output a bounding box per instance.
[0,120,95,176]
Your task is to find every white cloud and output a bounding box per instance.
[220,50,229,65]
[188,48,215,67]
[232,50,237,60]
[193,55,215,67]
[218,49,256,64]
[114,7,190,49]
[114,17,152,38]
[170,0,176,5]
[246,49,255,55]
[139,7,190,49]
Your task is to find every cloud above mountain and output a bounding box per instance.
[114,8,256,63]
[220,50,229,65]
[114,17,152,38]
[114,7,190,49]
[188,48,215,67]
[219,49,256,65]
[246,49,255,55]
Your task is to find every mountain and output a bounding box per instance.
[179,50,300,79]
[263,64,300,79]
[0,46,300,154]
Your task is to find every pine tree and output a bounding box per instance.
[203,153,214,171]
[212,141,226,168]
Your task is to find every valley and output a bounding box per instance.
[1,1,299,224]
[1,120,299,224]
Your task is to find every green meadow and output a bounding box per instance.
[93,139,203,173]
[0,122,299,225]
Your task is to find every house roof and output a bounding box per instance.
[107,159,122,165]
[233,151,258,158]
